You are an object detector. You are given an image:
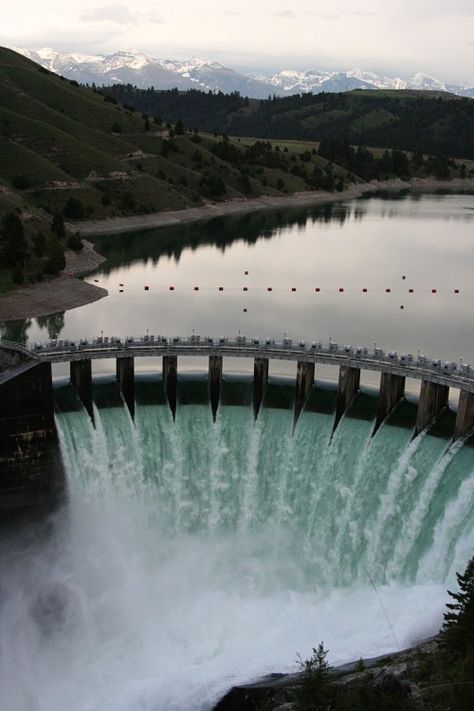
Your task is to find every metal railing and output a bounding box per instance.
[2,336,474,392]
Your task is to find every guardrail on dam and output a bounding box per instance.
[1,335,474,512]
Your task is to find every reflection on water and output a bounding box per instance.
[2,193,474,375]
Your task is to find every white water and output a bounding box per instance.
[1,395,474,711]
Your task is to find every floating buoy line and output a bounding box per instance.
[103,285,464,295]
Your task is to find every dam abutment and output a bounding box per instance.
[455,390,474,439]
[117,356,135,419]
[253,357,269,420]
[294,360,315,429]
[334,366,361,432]
[70,359,94,421]
[415,380,449,436]
[0,351,64,512]
[163,355,178,420]
[375,372,406,433]
[209,355,223,422]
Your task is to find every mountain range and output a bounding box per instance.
[11,47,474,99]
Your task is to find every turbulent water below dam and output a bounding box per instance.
[1,378,474,711]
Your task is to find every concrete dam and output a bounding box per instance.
[1,334,474,511]
[1,334,474,709]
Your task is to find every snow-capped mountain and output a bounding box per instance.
[11,47,279,99]
[11,47,474,99]
[261,67,474,97]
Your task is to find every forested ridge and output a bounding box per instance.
[101,85,474,160]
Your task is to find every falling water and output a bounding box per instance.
[0,381,473,711]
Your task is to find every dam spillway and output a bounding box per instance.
[1,342,474,709]
[2,375,468,711]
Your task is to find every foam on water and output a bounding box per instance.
[1,397,473,711]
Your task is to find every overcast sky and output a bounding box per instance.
[1,0,473,82]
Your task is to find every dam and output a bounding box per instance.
[1,334,474,511]
[0,335,473,709]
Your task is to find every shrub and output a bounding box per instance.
[67,233,83,252]
[12,175,32,190]
[62,197,85,219]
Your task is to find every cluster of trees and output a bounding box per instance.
[0,210,80,285]
[98,85,249,134]
[318,137,454,180]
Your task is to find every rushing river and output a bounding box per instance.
[0,192,474,710]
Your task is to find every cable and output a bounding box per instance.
[363,564,402,652]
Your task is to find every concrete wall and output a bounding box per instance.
[0,361,64,512]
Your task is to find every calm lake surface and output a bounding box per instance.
[3,192,474,381]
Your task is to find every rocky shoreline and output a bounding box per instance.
[1,177,472,322]
[0,240,107,322]
[71,177,474,237]
[213,636,440,710]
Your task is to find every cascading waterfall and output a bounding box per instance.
[1,386,474,711]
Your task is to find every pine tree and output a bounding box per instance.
[295,642,332,711]
[0,212,28,267]
[442,556,474,657]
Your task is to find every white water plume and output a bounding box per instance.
[1,395,473,711]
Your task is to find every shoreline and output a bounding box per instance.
[72,177,474,236]
[1,177,472,323]
[0,240,107,323]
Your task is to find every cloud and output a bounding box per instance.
[81,4,138,25]
[344,10,380,17]
[305,11,339,21]
[272,10,296,19]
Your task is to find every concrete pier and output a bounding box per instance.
[294,361,315,429]
[163,355,178,420]
[415,380,449,435]
[455,390,474,439]
[334,366,360,432]
[253,357,269,420]
[70,359,93,421]
[375,373,406,432]
[116,356,135,419]
[0,360,64,511]
[209,355,223,422]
